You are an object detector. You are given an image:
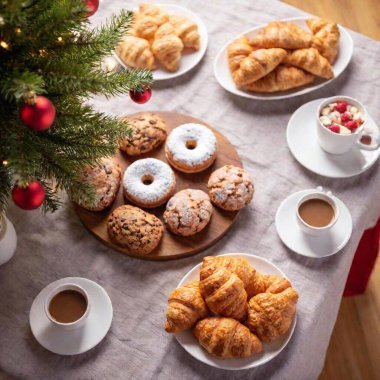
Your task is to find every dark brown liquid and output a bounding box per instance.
[299,199,335,228]
[48,290,87,323]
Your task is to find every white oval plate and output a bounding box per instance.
[174,253,297,370]
[275,189,352,258]
[30,277,113,355]
[213,17,353,100]
[287,99,380,178]
[115,4,208,81]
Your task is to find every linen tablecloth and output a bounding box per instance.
[1,1,380,379]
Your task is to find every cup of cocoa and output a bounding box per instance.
[296,187,339,236]
[44,283,90,330]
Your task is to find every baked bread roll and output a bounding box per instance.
[116,35,155,70]
[249,21,313,49]
[165,281,209,333]
[152,22,184,72]
[244,65,315,92]
[247,287,299,342]
[169,14,200,50]
[227,36,253,72]
[200,265,248,321]
[284,47,333,79]
[139,3,169,26]
[193,317,263,358]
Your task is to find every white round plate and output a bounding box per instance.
[30,277,113,355]
[115,4,208,81]
[275,189,352,258]
[287,99,380,178]
[174,253,297,370]
[213,17,353,100]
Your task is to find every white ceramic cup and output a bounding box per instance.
[296,187,339,236]
[44,283,90,330]
[316,96,380,154]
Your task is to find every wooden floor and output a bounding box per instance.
[281,3,380,379]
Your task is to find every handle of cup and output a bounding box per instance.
[356,130,380,151]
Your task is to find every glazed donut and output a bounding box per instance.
[123,158,176,208]
[165,123,217,173]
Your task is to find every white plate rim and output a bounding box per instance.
[213,16,354,100]
[29,277,113,355]
[174,253,297,370]
[115,3,208,81]
[286,98,380,178]
[275,189,353,258]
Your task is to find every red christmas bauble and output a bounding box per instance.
[20,96,56,131]
[85,0,99,17]
[12,181,46,210]
[129,87,152,104]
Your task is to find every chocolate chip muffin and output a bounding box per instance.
[107,205,163,255]
[164,189,213,236]
[120,113,167,156]
[76,157,121,211]
[207,165,254,211]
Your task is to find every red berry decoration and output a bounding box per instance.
[12,181,46,210]
[329,125,340,134]
[340,113,352,123]
[344,120,359,131]
[85,0,99,17]
[129,87,152,104]
[20,95,56,131]
[334,101,347,113]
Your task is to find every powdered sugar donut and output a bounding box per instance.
[165,123,217,173]
[123,158,176,208]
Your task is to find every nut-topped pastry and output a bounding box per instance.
[107,205,163,255]
[120,113,167,156]
[208,165,254,211]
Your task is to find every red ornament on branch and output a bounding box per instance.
[129,87,152,104]
[85,0,99,17]
[12,181,46,210]
[20,93,56,131]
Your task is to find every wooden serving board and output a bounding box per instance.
[75,112,243,261]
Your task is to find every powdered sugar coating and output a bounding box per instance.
[166,123,217,167]
[164,189,213,236]
[123,158,175,207]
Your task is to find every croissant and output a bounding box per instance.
[152,22,184,72]
[232,48,287,87]
[165,281,209,333]
[249,21,313,49]
[139,3,168,26]
[200,266,248,321]
[201,256,257,298]
[134,14,159,43]
[227,36,253,72]
[193,317,263,358]
[284,48,333,79]
[306,19,340,64]
[247,287,299,342]
[169,15,200,50]
[244,65,315,93]
[116,36,155,70]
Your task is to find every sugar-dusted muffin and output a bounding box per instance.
[107,205,163,255]
[120,113,167,156]
[208,165,254,211]
[76,157,121,211]
[164,189,213,236]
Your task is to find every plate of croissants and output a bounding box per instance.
[165,253,299,370]
[214,17,353,100]
[115,3,208,80]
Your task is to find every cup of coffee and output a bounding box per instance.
[316,96,380,154]
[45,283,90,330]
[296,187,339,236]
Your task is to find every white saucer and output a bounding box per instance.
[30,277,113,355]
[115,4,208,81]
[287,99,380,178]
[174,253,297,370]
[275,190,352,258]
